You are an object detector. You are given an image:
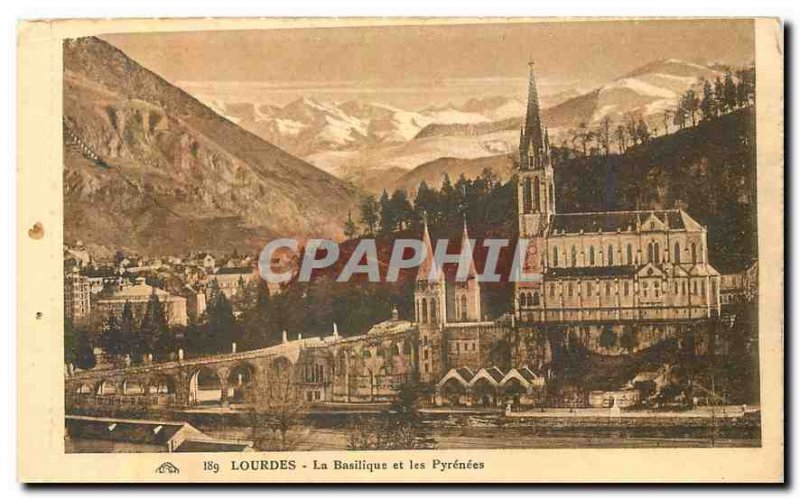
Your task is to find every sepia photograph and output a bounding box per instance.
[16,15,784,483]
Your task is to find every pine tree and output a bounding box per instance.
[390,190,414,231]
[119,301,139,360]
[241,280,274,350]
[358,195,379,235]
[343,210,358,239]
[206,281,239,354]
[379,189,396,234]
[700,79,715,121]
[723,71,738,112]
[100,313,123,358]
[139,291,171,361]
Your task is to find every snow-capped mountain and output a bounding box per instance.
[544,59,725,131]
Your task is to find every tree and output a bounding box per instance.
[240,280,275,350]
[598,117,612,155]
[635,118,651,144]
[620,326,639,353]
[599,327,617,349]
[662,109,672,135]
[413,180,438,228]
[348,379,435,450]
[204,281,239,353]
[99,313,124,360]
[246,364,308,451]
[139,291,171,361]
[681,89,700,126]
[615,125,628,153]
[723,70,738,112]
[358,195,379,235]
[64,318,96,370]
[390,189,415,231]
[700,79,716,121]
[378,189,396,234]
[673,105,687,130]
[119,301,139,360]
[343,210,358,239]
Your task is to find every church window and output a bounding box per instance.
[589,246,595,266]
[523,179,532,213]
[568,283,574,297]
[460,295,467,320]
[607,245,614,265]
[605,282,611,296]
[571,246,577,267]
[674,242,681,263]
[552,247,559,267]
[692,281,697,295]
[654,243,660,263]
[549,284,555,297]
[626,244,633,265]
[431,299,438,322]
[586,282,592,296]
[424,351,429,360]
[534,179,541,212]
[691,243,697,263]
[647,242,654,263]
[549,184,554,210]
[624,282,630,296]
[682,281,687,295]
[533,292,540,306]
[673,282,678,294]
[520,293,527,307]
[701,280,706,295]
[421,299,428,323]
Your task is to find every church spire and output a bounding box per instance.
[460,218,478,279]
[520,59,547,169]
[417,214,443,282]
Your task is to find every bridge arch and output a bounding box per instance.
[75,383,93,395]
[146,374,176,395]
[189,366,223,405]
[226,361,257,403]
[95,379,117,396]
[121,379,145,395]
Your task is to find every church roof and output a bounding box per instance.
[545,266,637,279]
[548,209,702,235]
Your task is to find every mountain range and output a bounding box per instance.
[63,37,360,258]
[207,59,728,194]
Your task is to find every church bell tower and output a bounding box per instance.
[515,59,555,320]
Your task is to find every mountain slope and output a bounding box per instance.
[63,37,359,256]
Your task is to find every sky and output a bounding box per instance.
[101,19,755,109]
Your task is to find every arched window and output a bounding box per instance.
[647,242,654,263]
[674,242,681,263]
[568,282,574,297]
[691,243,697,263]
[654,242,660,263]
[430,299,438,322]
[607,245,614,266]
[587,282,593,296]
[532,292,540,306]
[549,283,555,297]
[520,293,527,307]
[421,298,428,323]
[589,246,595,266]
[624,281,630,296]
[626,244,633,265]
[571,246,577,267]
[549,184,554,210]
[523,180,532,213]
[534,178,541,212]
[460,295,467,320]
[552,247,559,267]
[605,282,611,296]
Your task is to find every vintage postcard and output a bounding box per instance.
[17,17,783,482]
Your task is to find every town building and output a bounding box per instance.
[64,268,91,321]
[95,277,188,325]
